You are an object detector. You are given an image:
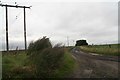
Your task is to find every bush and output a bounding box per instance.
[27,36,52,55]
[34,47,64,78]
[27,37,65,78]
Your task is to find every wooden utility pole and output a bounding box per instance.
[5,6,9,51]
[0,4,31,51]
[24,7,27,50]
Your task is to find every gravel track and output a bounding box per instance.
[68,47,119,78]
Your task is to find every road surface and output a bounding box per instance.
[68,47,119,78]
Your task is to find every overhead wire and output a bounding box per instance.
[9,10,22,26]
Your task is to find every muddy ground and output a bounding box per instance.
[68,47,119,78]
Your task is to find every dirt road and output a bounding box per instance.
[68,47,119,78]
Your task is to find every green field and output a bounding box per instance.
[2,48,75,78]
[80,44,120,56]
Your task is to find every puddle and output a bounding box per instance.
[89,53,102,56]
[83,69,93,78]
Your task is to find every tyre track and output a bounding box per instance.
[69,47,119,78]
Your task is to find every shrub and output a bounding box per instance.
[33,47,65,78]
[27,36,52,55]
[27,37,65,77]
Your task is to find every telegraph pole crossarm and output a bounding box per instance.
[0,4,30,8]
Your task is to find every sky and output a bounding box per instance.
[0,0,119,50]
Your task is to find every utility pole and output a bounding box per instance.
[24,7,27,50]
[5,6,9,51]
[0,3,31,51]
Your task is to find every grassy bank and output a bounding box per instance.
[53,48,75,77]
[80,44,120,56]
[2,48,75,78]
[2,37,76,78]
[2,51,31,78]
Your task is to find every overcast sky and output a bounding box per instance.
[0,0,119,50]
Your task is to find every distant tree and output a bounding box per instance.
[75,40,88,46]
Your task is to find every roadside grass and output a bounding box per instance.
[26,37,76,78]
[2,37,76,78]
[29,48,76,78]
[80,44,120,56]
[2,48,76,78]
[2,51,35,78]
[53,48,76,77]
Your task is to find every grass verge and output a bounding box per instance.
[80,44,120,56]
[53,48,75,77]
[2,48,76,78]
[2,51,34,78]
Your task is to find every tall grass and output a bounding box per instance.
[80,44,119,56]
[2,51,40,78]
[53,49,75,77]
[2,52,31,78]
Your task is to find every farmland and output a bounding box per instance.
[80,44,120,56]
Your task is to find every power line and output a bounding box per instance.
[10,11,22,26]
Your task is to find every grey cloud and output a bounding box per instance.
[1,2,118,50]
